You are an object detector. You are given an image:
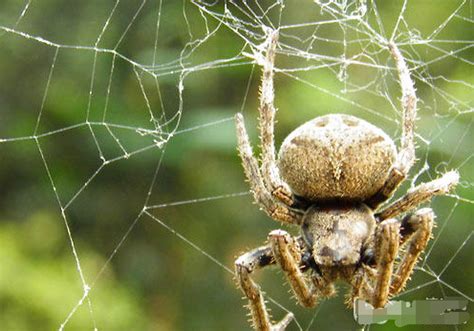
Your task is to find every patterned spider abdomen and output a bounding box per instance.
[278,114,396,201]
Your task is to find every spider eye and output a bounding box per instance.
[314,117,329,127]
[342,117,359,127]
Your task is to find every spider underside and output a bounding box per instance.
[234,30,459,331]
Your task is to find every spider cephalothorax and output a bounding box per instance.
[234,29,459,331]
[302,202,375,266]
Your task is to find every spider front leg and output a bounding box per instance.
[268,230,320,308]
[253,29,295,207]
[368,42,417,209]
[236,113,302,225]
[235,242,294,331]
[236,230,327,331]
[364,209,436,306]
[372,218,400,308]
[390,208,434,295]
[349,265,375,306]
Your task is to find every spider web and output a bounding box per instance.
[0,0,472,330]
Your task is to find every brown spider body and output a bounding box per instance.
[278,114,396,201]
[278,114,395,272]
[234,30,459,331]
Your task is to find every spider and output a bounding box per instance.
[234,29,459,331]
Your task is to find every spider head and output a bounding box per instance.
[278,114,397,202]
[302,203,376,266]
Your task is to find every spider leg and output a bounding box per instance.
[368,42,417,209]
[349,268,365,302]
[348,265,374,306]
[236,113,302,225]
[254,29,295,207]
[376,170,459,220]
[235,243,294,331]
[372,219,400,308]
[390,208,434,295]
[268,230,323,307]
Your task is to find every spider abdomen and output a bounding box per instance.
[278,114,396,201]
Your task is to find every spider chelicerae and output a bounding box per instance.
[234,29,459,331]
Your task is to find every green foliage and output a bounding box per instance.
[0,212,148,330]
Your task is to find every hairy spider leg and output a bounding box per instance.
[376,171,459,220]
[372,219,400,308]
[255,30,296,207]
[235,113,302,225]
[268,230,319,307]
[235,243,294,331]
[235,230,334,331]
[390,208,434,295]
[368,42,418,209]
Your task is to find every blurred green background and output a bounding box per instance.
[0,1,472,330]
